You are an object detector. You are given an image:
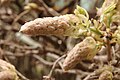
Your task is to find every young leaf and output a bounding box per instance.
[74,5,89,19]
[99,70,113,80]
[103,2,116,14]
[113,26,120,44]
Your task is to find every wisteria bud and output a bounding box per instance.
[0,59,19,80]
[19,14,80,37]
[63,37,100,71]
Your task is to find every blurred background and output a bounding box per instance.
[0,0,104,80]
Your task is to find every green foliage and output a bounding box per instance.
[65,6,91,38]
[74,5,89,19]
[71,0,119,46]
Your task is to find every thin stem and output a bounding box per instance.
[16,70,30,80]
[106,38,112,61]
[37,0,60,16]
[43,54,66,80]
[48,54,66,77]
[33,54,54,66]
[12,10,30,25]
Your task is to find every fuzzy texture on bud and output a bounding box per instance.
[63,37,100,71]
[20,14,79,36]
[0,59,19,80]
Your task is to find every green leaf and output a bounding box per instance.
[103,2,116,14]
[74,5,89,19]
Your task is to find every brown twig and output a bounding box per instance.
[55,68,89,75]
[16,70,30,80]
[83,72,96,80]
[43,54,66,79]
[106,37,112,62]
[0,39,37,50]
[12,10,30,25]
[48,54,66,77]
[33,54,54,66]
[36,0,60,16]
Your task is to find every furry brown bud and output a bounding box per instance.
[20,14,79,36]
[63,37,99,71]
[0,59,19,80]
